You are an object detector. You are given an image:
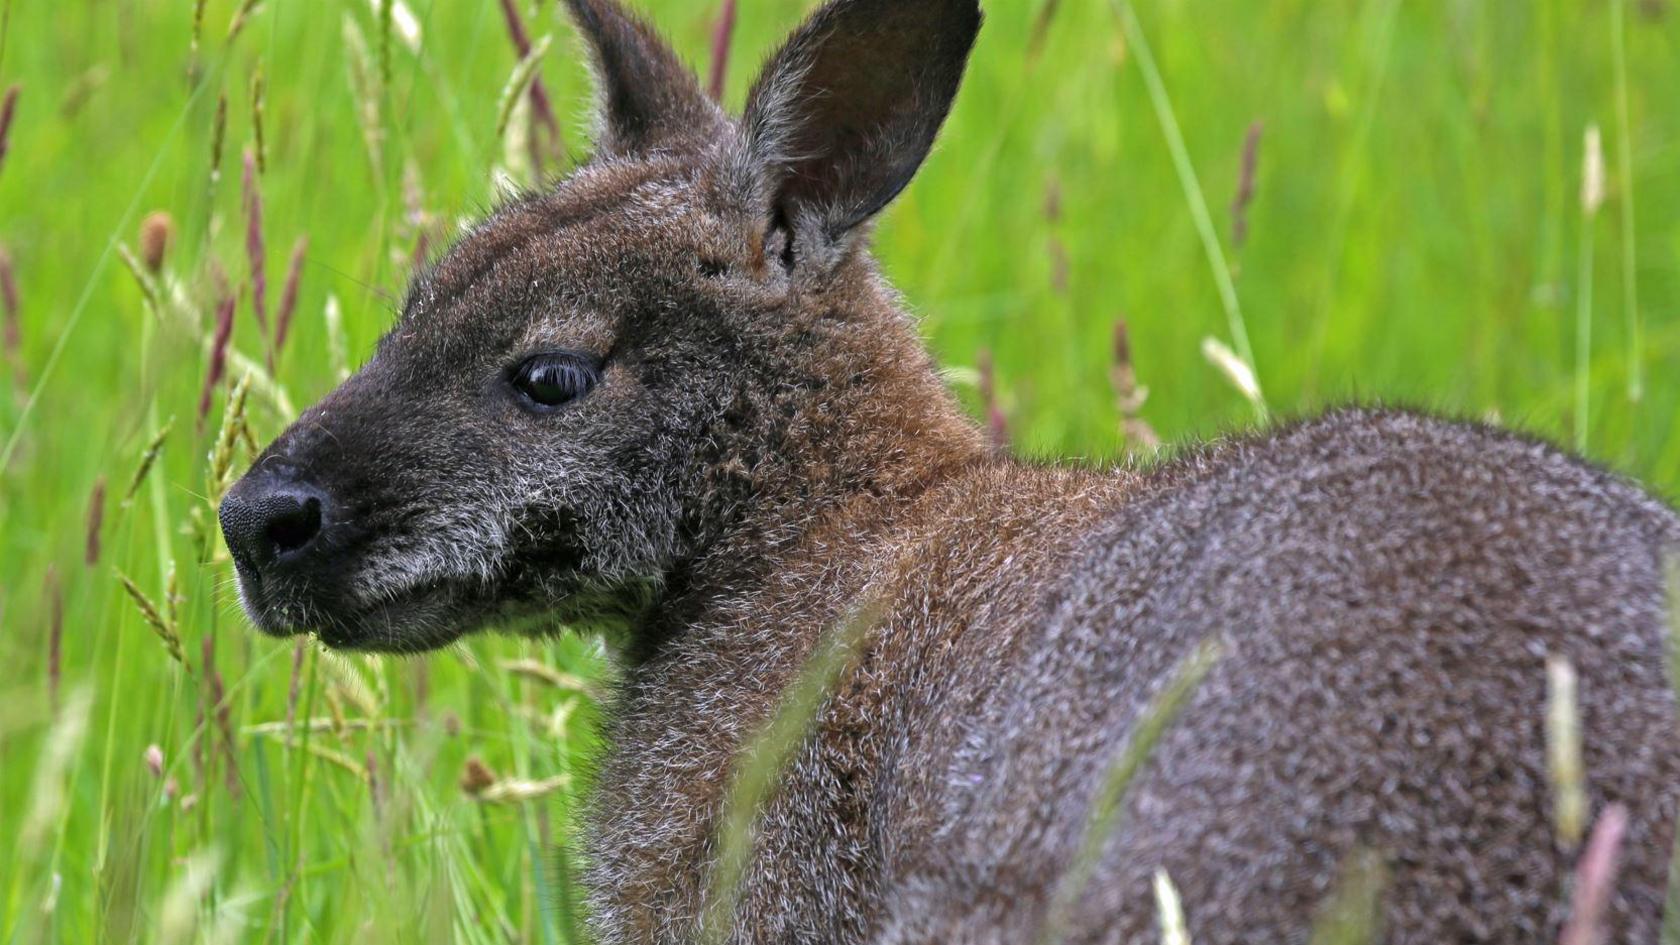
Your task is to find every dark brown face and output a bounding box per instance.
[219,0,981,652]
[220,165,743,651]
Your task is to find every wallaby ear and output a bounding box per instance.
[736,0,981,267]
[561,0,723,157]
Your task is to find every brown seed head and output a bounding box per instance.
[139,212,174,274]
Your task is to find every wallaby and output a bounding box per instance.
[218,0,1680,940]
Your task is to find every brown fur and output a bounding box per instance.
[220,0,1680,941]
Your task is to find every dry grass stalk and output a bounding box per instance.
[84,476,106,566]
[501,658,596,694]
[1547,654,1587,847]
[708,0,738,101]
[140,212,174,274]
[116,244,163,314]
[226,0,264,43]
[1581,125,1606,218]
[282,737,368,781]
[246,717,399,737]
[21,686,91,850]
[1558,803,1629,945]
[117,569,186,669]
[1111,320,1160,455]
[460,756,570,805]
[0,84,19,179]
[1231,121,1262,250]
[976,349,1009,453]
[122,416,174,507]
[1153,869,1191,945]
[273,236,308,359]
[342,15,385,176]
[496,34,553,141]
[1200,336,1263,411]
[197,291,236,428]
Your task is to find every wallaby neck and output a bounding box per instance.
[632,342,989,662]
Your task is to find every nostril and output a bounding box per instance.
[267,495,323,556]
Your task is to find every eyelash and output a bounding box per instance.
[509,352,601,410]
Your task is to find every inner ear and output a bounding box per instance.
[737,0,982,253]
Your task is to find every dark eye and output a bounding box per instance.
[510,353,600,409]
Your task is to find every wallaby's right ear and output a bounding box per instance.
[735,0,982,273]
[561,0,722,158]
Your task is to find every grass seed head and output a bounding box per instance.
[1231,120,1263,249]
[0,84,20,179]
[273,236,308,359]
[209,373,253,499]
[122,416,174,507]
[249,64,266,173]
[209,92,228,185]
[117,569,186,669]
[84,476,106,566]
[140,211,174,274]
[45,564,63,711]
[1,244,19,357]
[242,149,269,338]
[198,293,236,428]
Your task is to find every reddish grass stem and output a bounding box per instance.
[45,564,63,712]
[198,291,236,428]
[497,0,561,159]
[241,150,270,350]
[708,0,738,101]
[976,349,1010,453]
[273,236,308,360]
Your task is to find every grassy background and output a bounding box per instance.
[0,0,1676,940]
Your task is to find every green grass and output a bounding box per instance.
[0,0,1676,940]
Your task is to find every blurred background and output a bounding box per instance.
[0,0,1675,940]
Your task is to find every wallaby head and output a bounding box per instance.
[219,0,987,652]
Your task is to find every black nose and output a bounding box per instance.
[219,473,330,571]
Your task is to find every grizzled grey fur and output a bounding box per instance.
[220,0,1680,940]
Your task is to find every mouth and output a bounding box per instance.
[232,565,476,653]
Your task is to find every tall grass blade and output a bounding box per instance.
[1038,637,1223,944]
[1111,0,1265,420]
[697,598,880,944]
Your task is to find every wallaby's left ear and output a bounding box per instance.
[736,0,982,271]
[562,0,724,157]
